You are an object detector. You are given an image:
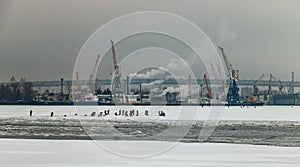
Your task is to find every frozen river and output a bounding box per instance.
[1,139,300,167]
[1,105,300,166]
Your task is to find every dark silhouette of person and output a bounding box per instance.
[145,110,149,116]
[29,110,33,117]
[159,111,166,117]
[104,110,110,116]
[130,110,134,117]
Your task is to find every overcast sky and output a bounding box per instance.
[0,0,299,82]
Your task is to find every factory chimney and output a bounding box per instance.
[60,78,64,96]
[188,75,191,97]
[127,76,129,95]
[139,82,142,103]
[126,76,129,103]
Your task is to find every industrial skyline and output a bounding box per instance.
[0,0,300,82]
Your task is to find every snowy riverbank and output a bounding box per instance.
[1,139,300,167]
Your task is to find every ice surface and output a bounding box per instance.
[0,139,300,167]
[1,105,300,121]
[1,106,300,166]
[1,105,300,147]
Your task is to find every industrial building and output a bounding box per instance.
[1,41,299,106]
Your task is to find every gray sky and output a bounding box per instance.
[0,0,300,82]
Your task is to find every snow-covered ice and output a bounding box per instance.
[0,139,300,167]
[1,105,300,166]
[1,105,300,121]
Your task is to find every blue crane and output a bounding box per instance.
[218,46,240,104]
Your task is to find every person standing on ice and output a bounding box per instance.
[29,110,33,117]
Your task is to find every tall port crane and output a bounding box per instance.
[110,40,124,103]
[88,54,100,93]
[218,46,240,104]
[267,73,284,104]
[245,74,265,104]
[269,74,283,95]
[204,74,213,98]
[253,74,264,96]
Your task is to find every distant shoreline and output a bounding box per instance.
[1,102,296,106]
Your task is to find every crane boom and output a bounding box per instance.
[254,74,264,85]
[204,74,213,98]
[111,40,118,70]
[88,54,101,92]
[110,40,121,78]
[91,55,100,79]
[253,74,264,96]
[218,46,231,73]
[269,74,283,93]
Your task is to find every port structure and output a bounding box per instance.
[88,54,100,93]
[203,74,213,98]
[244,74,265,104]
[218,46,240,104]
[76,71,82,91]
[110,40,124,103]
[253,74,265,97]
[268,73,284,104]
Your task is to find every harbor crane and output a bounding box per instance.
[267,73,284,104]
[110,40,124,103]
[88,54,100,93]
[73,71,83,102]
[245,74,265,104]
[218,46,240,104]
[269,74,284,95]
[253,74,264,96]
